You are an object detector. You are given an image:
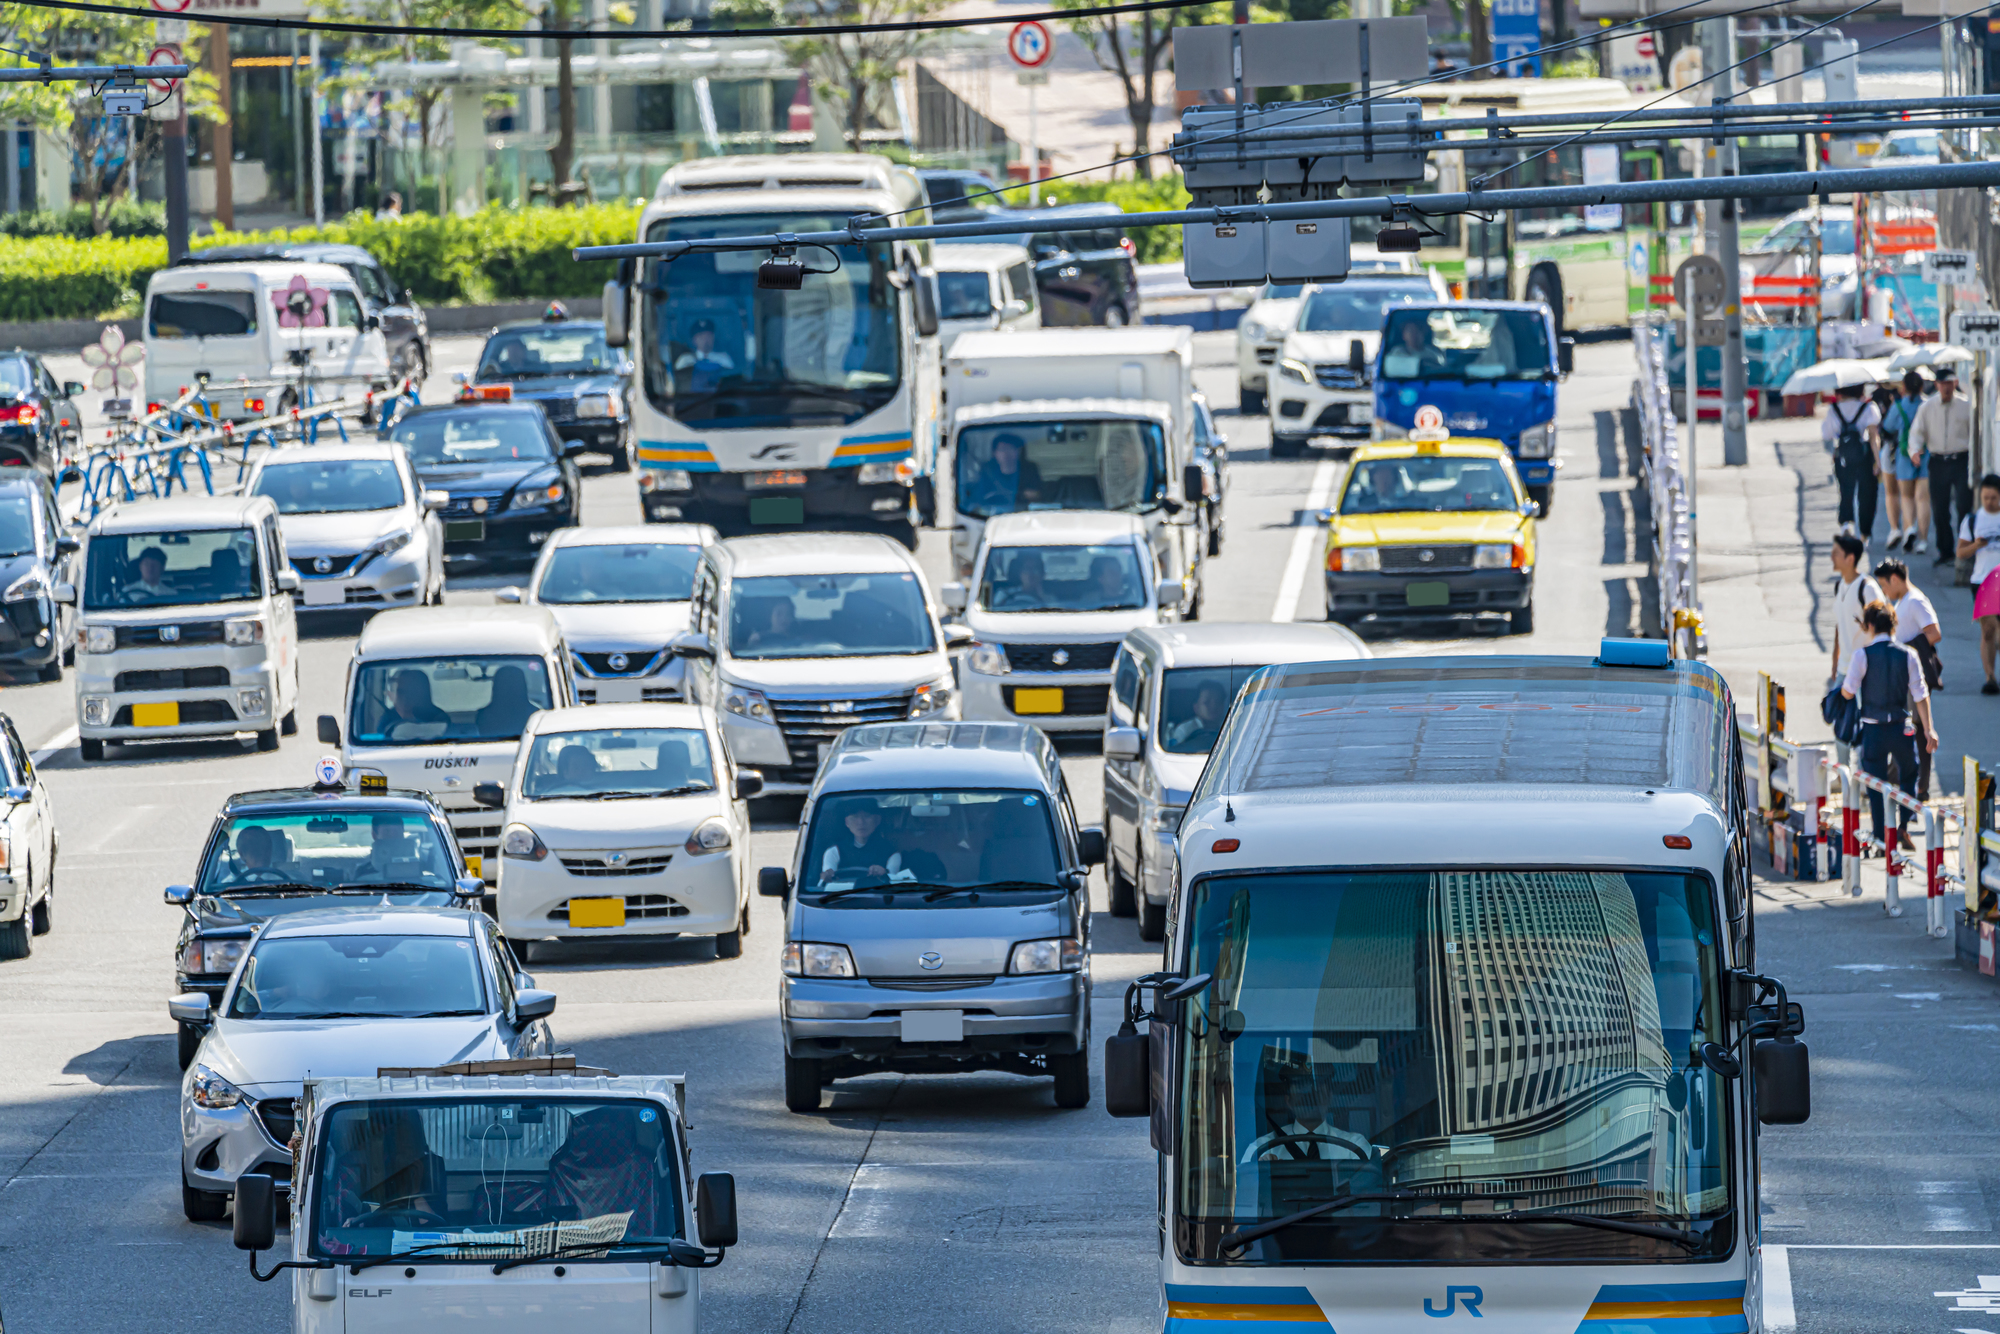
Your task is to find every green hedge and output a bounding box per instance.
[0,235,166,323]
[970,175,1191,264]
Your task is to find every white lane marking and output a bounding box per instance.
[1270,456,1339,624]
[31,726,75,764]
[828,1162,896,1238]
[1763,1245,1796,1333]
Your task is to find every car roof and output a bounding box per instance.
[1351,438,1512,462]
[221,787,443,814]
[395,401,546,420]
[356,605,563,658]
[492,319,606,334]
[147,261,358,289]
[177,242,377,267]
[258,906,481,939]
[983,510,1147,545]
[313,1072,685,1105]
[714,532,918,578]
[525,702,709,734]
[546,523,715,548]
[256,440,405,467]
[932,242,1033,269]
[0,466,50,495]
[92,493,276,534]
[817,721,1057,794]
[1126,621,1371,670]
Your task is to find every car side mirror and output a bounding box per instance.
[1526,499,1544,518]
[62,380,84,398]
[55,535,79,556]
[494,586,523,604]
[1755,1035,1811,1124]
[734,771,764,800]
[421,489,449,512]
[164,884,195,906]
[51,582,74,606]
[473,781,507,809]
[1103,726,1142,760]
[939,581,967,612]
[404,287,417,305]
[560,440,587,458]
[452,876,485,900]
[1000,299,1029,320]
[277,569,302,594]
[514,989,558,1023]
[1153,578,1184,610]
[758,866,790,899]
[364,313,381,332]
[671,630,714,660]
[943,624,975,649]
[168,992,211,1025]
[1,785,28,805]
[451,370,469,386]
[1557,337,1576,376]
[696,1172,738,1249]
[1183,463,1206,505]
[58,464,82,486]
[1314,507,1336,526]
[1104,1023,1151,1117]
[1078,824,1105,866]
[317,715,341,746]
[233,1173,278,1252]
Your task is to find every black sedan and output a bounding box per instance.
[465,315,632,471]
[0,354,82,475]
[0,468,77,680]
[165,782,481,1069]
[385,402,583,567]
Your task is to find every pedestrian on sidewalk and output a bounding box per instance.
[1831,531,1884,764]
[1881,370,1930,554]
[1957,473,2000,693]
[1915,367,1975,566]
[1875,556,1942,798]
[1824,383,1881,540]
[1839,599,1938,853]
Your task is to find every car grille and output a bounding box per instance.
[1310,404,1368,431]
[1004,683,1110,717]
[292,554,362,579]
[256,1097,296,1146]
[113,700,235,725]
[771,691,914,770]
[1255,347,1277,365]
[559,852,674,877]
[1314,365,1369,390]
[450,814,502,883]
[1379,544,1475,573]
[536,398,577,422]
[116,622,226,647]
[115,666,230,692]
[578,684,680,704]
[869,975,997,990]
[547,893,688,922]
[1002,642,1119,673]
[574,649,668,678]
[443,493,506,517]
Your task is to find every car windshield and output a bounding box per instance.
[521,727,714,800]
[801,789,1062,899]
[1754,217,1856,255]
[1882,132,1938,158]
[955,419,1165,520]
[349,655,557,746]
[392,410,554,467]
[936,271,994,320]
[1158,665,1260,754]
[1261,283,1306,300]
[1340,456,1520,514]
[1177,869,1729,1262]
[227,934,486,1020]
[149,289,258,339]
[1297,282,1435,332]
[198,810,458,893]
[478,325,615,379]
[726,572,934,659]
[83,527,262,610]
[0,495,36,557]
[1380,309,1552,382]
[310,1098,680,1260]
[641,211,900,430]
[978,543,1147,612]
[536,543,700,605]
[255,459,405,514]
[0,360,33,395]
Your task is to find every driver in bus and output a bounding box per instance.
[967,433,1043,512]
[1243,1059,1375,1162]
[675,318,736,394]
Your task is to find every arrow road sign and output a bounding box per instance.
[1008,21,1052,69]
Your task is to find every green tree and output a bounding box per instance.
[717,0,944,153]
[1052,0,1252,181]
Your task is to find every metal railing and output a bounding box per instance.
[1630,317,1703,656]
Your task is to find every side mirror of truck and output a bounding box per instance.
[1183,463,1206,505]
[602,277,630,348]
[939,581,968,612]
[670,630,714,660]
[55,535,79,556]
[473,781,507,809]
[1557,337,1576,376]
[942,624,975,649]
[317,715,341,746]
[277,569,302,594]
[1078,825,1105,866]
[1103,726,1142,760]
[758,866,791,899]
[50,581,74,605]
[1154,578,1184,611]
[234,1173,278,1252]
[696,1172,739,1249]
[1104,1024,1151,1117]
[1755,1035,1811,1124]
[912,268,941,338]
[734,771,764,800]
[514,989,558,1023]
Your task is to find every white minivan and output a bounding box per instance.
[65,494,302,761]
[143,261,393,420]
[933,242,1041,352]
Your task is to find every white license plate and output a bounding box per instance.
[900,1009,964,1042]
[302,582,345,607]
[593,678,644,703]
[1349,403,1373,424]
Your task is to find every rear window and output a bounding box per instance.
[150,289,258,339]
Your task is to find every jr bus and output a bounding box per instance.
[603,153,944,547]
[1106,640,1810,1332]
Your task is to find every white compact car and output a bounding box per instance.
[65,494,302,761]
[246,440,446,614]
[1270,270,1450,456]
[498,522,719,705]
[0,712,55,960]
[1235,248,1419,414]
[933,242,1042,352]
[944,510,1181,733]
[482,702,758,959]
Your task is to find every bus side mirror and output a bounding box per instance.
[602,277,629,348]
[1755,1035,1811,1124]
[1104,1024,1151,1117]
[1557,337,1575,376]
[317,715,341,746]
[1183,463,1206,504]
[696,1172,738,1249]
[234,1174,277,1252]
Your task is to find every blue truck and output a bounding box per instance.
[1373,300,1574,514]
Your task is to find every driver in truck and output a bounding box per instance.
[969,433,1043,513]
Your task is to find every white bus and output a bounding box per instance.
[1106,638,1809,1331]
[605,154,943,547]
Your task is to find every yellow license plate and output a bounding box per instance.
[1012,688,1063,715]
[569,897,626,929]
[131,701,179,727]
[464,855,482,879]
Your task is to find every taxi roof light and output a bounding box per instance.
[1598,638,1672,669]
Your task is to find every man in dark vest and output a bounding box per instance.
[1838,599,1939,874]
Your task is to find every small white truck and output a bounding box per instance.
[943,327,1209,617]
[230,1056,738,1334]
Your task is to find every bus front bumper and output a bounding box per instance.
[641,468,913,527]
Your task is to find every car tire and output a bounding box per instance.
[1107,853,1137,918]
[30,866,48,936]
[280,709,297,737]
[256,728,280,753]
[1510,601,1535,635]
[609,442,630,472]
[1240,386,1266,416]
[1207,511,1224,556]
[1271,434,1306,459]
[61,643,73,667]
[182,1171,228,1223]
[737,897,751,937]
[0,914,27,959]
[714,910,744,960]
[1103,303,1130,328]
[1137,895,1166,943]
[1050,1050,1091,1108]
[177,1021,201,1071]
[37,658,59,684]
[1527,483,1552,516]
[784,1054,824,1113]
[79,738,102,763]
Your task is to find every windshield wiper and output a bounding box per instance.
[1474,1209,1703,1247]
[923,880,1065,901]
[215,881,321,897]
[1220,1189,1703,1253]
[1220,1191,1420,1251]
[491,1240,670,1273]
[332,881,448,894]
[561,786,712,801]
[349,1241,505,1272]
[399,1008,488,1018]
[813,882,945,903]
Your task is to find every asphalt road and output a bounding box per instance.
[0,329,1983,1333]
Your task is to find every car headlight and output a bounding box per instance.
[361,528,414,565]
[1472,543,1513,570]
[1279,358,1312,384]
[1008,937,1083,975]
[511,481,566,510]
[179,937,246,976]
[236,688,269,718]
[80,695,109,726]
[81,624,115,655]
[3,570,46,603]
[574,392,621,420]
[966,641,1009,675]
[1151,804,1186,833]
[640,469,693,493]
[857,459,918,486]
[684,817,732,854]
[1240,320,1266,342]
[909,675,954,717]
[1333,546,1379,572]
[722,687,772,721]
[224,617,265,646]
[502,823,548,860]
[783,941,857,978]
[188,1063,245,1110]
[1516,423,1554,458]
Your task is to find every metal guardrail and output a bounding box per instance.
[1631,317,1703,656]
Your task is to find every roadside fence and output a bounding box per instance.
[1629,318,1704,656]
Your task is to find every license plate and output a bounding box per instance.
[748,469,808,488]
[900,1009,964,1042]
[445,519,486,542]
[464,855,482,879]
[1349,402,1373,424]
[1405,580,1451,608]
[593,678,644,704]
[569,897,627,929]
[748,496,805,526]
[131,701,179,727]
[1012,687,1063,715]
[302,581,344,607]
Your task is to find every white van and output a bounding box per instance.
[933,242,1041,352]
[143,261,393,420]
[65,494,302,761]
[318,605,576,887]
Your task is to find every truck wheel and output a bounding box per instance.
[256,727,280,753]
[280,709,297,737]
[182,1171,228,1223]
[1271,434,1306,459]
[1527,483,1552,516]
[1137,896,1166,943]
[1050,1051,1091,1108]
[0,915,27,960]
[1510,601,1536,635]
[37,658,59,683]
[1526,269,1563,338]
[30,870,49,935]
[79,738,103,762]
[1107,854,1137,918]
[177,1021,202,1071]
[1239,386,1265,416]
[784,1055,824,1113]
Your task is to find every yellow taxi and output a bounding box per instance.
[1320,433,1538,632]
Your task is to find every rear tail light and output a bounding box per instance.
[146,402,164,414]
[1120,238,1136,256]
[245,397,265,414]
[13,405,35,425]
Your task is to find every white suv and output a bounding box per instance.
[64,494,302,761]
[1269,270,1451,457]
[1235,248,1421,415]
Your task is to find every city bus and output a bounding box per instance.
[1106,640,1810,1331]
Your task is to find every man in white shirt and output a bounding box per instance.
[1875,556,1940,797]
[1822,384,1881,538]
[1840,600,1937,863]
[1915,369,1976,566]
[1830,531,1881,768]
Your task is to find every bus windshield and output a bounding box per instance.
[1177,869,1731,1263]
[1380,309,1552,382]
[641,212,900,430]
[955,419,1164,520]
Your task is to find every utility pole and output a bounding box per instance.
[1700,16,1749,465]
[210,22,233,230]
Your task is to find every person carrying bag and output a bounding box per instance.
[1839,600,1938,858]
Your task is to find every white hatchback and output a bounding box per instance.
[245,440,447,615]
[482,703,759,959]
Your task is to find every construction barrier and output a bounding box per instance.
[1630,318,1703,656]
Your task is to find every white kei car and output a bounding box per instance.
[479,702,760,959]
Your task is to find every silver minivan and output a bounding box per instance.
[1103,622,1369,941]
[758,721,1103,1112]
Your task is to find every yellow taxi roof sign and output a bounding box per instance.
[1410,403,1449,445]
